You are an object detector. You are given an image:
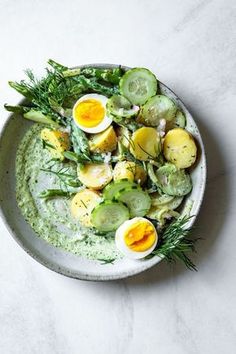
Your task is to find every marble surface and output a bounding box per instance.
[0,0,236,353]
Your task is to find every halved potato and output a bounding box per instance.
[71,189,101,227]
[163,128,197,168]
[89,126,117,153]
[130,127,160,161]
[40,128,70,160]
[77,163,113,190]
[116,126,131,149]
[113,161,147,185]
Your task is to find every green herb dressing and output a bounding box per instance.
[16,124,121,261]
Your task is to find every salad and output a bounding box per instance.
[5,60,199,269]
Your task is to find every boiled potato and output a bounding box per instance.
[163,128,197,168]
[116,126,131,149]
[77,163,113,190]
[130,127,160,161]
[113,161,147,185]
[89,126,117,153]
[71,189,101,227]
[40,128,70,160]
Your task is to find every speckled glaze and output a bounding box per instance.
[0,64,206,281]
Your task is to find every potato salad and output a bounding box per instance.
[5,60,199,268]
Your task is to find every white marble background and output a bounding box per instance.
[0,0,236,353]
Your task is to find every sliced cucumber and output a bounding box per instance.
[174,110,186,128]
[156,163,192,196]
[166,109,186,131]
[103,179,136,200]
[151,192,175,207]
[120,68,158,105]
[166,196,184,210]
[24,110,58,126]
[106,95,139,118]
[115,186,151,217]
[138,95,177,127]
[91,200,130,232]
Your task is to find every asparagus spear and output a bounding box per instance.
[39,189,72,199]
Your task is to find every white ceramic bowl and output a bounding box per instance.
[0,64,206,280]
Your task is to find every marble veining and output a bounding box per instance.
[1,0,236,353]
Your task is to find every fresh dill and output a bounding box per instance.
[98,258,116,265]
[150,215,199,270]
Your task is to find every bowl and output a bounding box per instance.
[0,64,206,281]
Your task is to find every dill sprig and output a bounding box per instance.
[40,164,81,190]
[150,215,199,270]
[98,258,116,265]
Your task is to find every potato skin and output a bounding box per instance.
[71,189,101,227]
[163,128,197,168]
[89,126,117,153]
[77,163,113,190]
[130,127,160,161]
[113,161,147,185]
[40,128,70,160]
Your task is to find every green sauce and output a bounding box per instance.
[16,124,121,261]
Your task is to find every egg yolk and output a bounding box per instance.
[74,99,105,128]
[124,221,156,252]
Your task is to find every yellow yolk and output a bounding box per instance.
[124,221,156,252]
[74,99,105,128]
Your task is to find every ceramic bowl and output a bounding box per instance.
[0,64,206,280]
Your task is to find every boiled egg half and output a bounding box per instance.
[73,93,112,134]
[115,217,158,259]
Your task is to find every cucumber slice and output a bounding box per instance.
[151,192,175,206]
[156,163,192,196]
[166,109,186,131]
[116,186,151,217]
[120,68,158,105]
[174,110,186,128]
[166,196,184,210]
[103,179,136,200]
[106,95,139,118]
[91,200,129,232]
[138,95,177,127]
[24,110,58,126]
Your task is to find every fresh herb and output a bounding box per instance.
[42,139,56,150]
[150,216,199,270]
[5,59,121,124]
[41,165,81,189]
[98,258,116,265]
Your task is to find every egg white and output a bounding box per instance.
[115,217,158,260]
[72,93,112,134]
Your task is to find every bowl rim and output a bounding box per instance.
[0,63,207,281]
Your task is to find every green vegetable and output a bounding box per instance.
[24,110,59,126]
[120,68,158,105]
[165,196,184,210]
[4,104,31,114]
[156,163,192,196]
[107,95,139,118]
[39,189,71,199]
[150,216,198,271]
[138,94,177,126]
[151,193,175,206]
[115,186,151,217]
[79,67,123,85]
[173,110,186,128]
[70,122,90,156]
[103,179,136,200]
[47,59,68,72]
[91,201,130,232]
